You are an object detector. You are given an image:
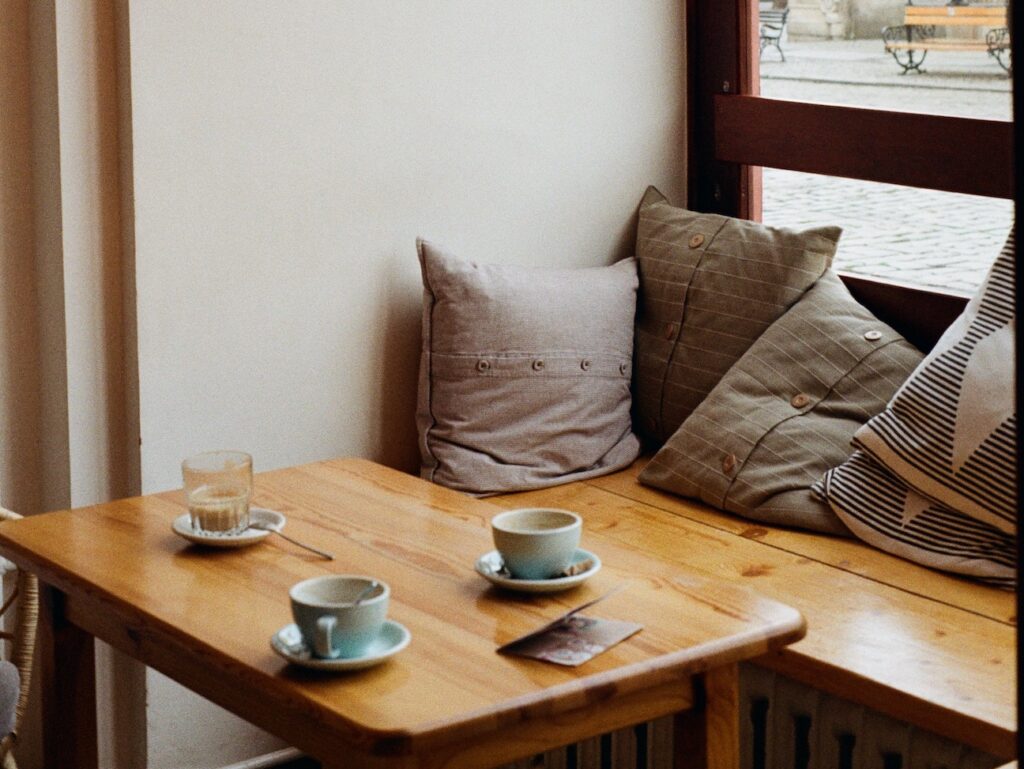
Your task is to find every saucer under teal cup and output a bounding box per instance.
[290,575,389,659]
[490,508,582,580]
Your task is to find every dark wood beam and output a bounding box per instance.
[714,95,1014,199]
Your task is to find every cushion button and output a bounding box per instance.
[722,453,737,475]
[619,362,629,375]
[476,359,491,372]
[664,322,677,340]
[790,393,810,409]
[580,359,592,371]
[864,330,882,341]
[688,233,705,248]
[532,359,545,372]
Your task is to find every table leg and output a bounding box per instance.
[39,584,99,769]
[674,663,740,769]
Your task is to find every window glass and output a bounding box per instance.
[757,2,1012,120]
[762,169,1012,293]
[756,1,1012,292]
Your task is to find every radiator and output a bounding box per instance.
[492,665,1003,769]
[494,716,676,769]
[740,665,1002,769]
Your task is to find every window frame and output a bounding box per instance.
[687,0,1015,216]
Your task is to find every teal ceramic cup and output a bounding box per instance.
[491,508,582,580]
[289,575,389,659]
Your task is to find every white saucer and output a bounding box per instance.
[475,548,601,593]
[172,507,285,548]
[270,620,411,671]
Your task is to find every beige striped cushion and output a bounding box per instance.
[640,270,923,534]
[852,230,1016,533]
[633,187,840,445]
[814,451,1014,588]
[813,231,1017,586]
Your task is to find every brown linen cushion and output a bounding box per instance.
[640,270,923,534]
[633,186,840,446]
[416,239,641,495]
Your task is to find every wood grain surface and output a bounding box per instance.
[491,461,1016,758]
[0,458,805,769]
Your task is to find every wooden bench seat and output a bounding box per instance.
[491,457,1016,761]
[882,5,1011,75]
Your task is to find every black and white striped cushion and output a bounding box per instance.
[853,230,1016,534]
[815,451,1015,588]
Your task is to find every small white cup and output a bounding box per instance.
[491,508,582,580]
[290,575,389,659]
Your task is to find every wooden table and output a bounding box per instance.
[0,458,805,769]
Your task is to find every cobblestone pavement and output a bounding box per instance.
[759,40,1013,293]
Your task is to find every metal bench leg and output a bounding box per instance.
[889,48,926,74]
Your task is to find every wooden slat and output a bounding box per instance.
[714,95,1015,199]
[886,41,991,51]
[905,15,1006,26]
[906,6,1006,23]
[491,476,1016,758]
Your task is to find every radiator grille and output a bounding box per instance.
[493,665,1003,769]
[741,665,1002,769]
[493,716,675,769]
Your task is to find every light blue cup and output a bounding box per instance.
[491,508,582,580]
[290,575,389,659]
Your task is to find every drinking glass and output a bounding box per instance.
[181,451,253,536]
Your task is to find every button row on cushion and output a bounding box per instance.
[432,354,631,378]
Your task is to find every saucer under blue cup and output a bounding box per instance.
[270,620,410,671]
[475,547,601,593]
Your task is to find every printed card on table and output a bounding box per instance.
[497,588,641,667]
[498,614,642,667]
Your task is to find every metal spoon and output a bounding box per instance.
[350,580,379,606]
[248,522,334,560]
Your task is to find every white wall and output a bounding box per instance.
[129,1,688,490]
[128,3,687,765]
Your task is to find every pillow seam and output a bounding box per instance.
[656,215,731,440]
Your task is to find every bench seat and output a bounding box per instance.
[490,457,1016,759]
[881,4,1011,74]
[885,39,991,52]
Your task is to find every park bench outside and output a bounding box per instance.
[882,3,1011,75]
[760,7,790,61]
